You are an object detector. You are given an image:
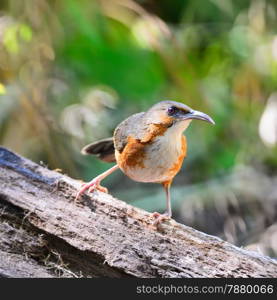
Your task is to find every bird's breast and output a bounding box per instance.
[115,130,187,183]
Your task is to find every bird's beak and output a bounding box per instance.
[183,110,215,125]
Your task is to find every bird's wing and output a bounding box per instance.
[113,112,146,153]
[81,137,116,163]
[82,112,146,162]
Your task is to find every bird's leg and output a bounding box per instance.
[152,181,172,225]
[164,181,172,218]
[75,164,119,201]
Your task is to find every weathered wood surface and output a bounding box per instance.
[0,147,276,278]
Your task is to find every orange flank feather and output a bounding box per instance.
[165,135,187,180]
[118,136,146,169]
[118,123,171,170]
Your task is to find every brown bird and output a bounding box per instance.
[76,101,215,223]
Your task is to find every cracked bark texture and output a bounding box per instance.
[0,146,277,278]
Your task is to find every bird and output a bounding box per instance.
[76,100,215,224]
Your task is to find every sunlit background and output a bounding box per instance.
[1,0,277,257]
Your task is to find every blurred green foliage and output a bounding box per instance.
[1,1,277,250]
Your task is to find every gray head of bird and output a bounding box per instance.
[144,100,215,132]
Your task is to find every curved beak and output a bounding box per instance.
[184,110,215,125]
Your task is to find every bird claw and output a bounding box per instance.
[75,179,108,201]
[151,212,171,226]
[88,184,108,193]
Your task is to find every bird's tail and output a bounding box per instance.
[81,137,116,163]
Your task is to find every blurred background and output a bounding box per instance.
[0,0,277,257]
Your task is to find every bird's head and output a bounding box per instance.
[145,101,215,131]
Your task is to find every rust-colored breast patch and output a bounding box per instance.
[117,123,170,171]
[118,136,146,169]
[165,135,187,179]
[141,123,171,143]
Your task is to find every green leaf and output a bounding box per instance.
[19,24,32,42]
[3,25,19,54]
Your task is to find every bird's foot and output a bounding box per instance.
[151,211,171,226]
[75,178,108,201]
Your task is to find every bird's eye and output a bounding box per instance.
[167,106,178,116]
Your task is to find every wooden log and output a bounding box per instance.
[0,147,276,278]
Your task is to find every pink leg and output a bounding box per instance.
[75,165,119,201]
[152,181,172,225]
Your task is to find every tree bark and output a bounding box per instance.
[0,146,276,278]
